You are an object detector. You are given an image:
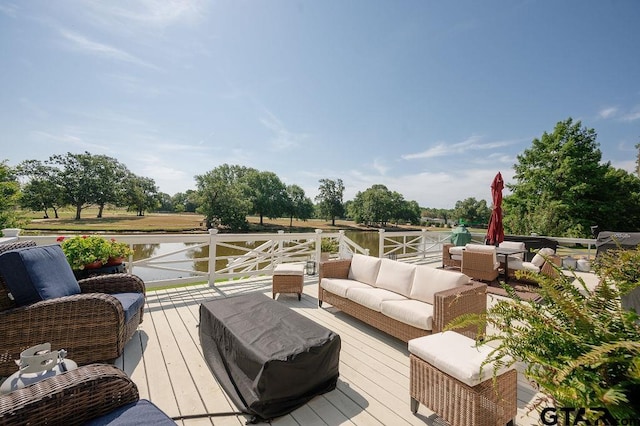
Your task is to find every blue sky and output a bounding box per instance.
[1,1,639,209]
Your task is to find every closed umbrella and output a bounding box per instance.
[486,172,504,245]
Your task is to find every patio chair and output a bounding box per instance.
[461,244,499,282]
[0,363,174,425]
[442,243,462,269]
[505,247,560,280]
[0,241,145,377]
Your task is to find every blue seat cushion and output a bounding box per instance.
[0,245,80,306]
[85,399,175,425]
[112,293,145,323]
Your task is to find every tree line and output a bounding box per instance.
[2,118,640,237]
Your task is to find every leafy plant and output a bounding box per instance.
[447,252,640,423]
[58,235,133,270]
[320,238,339,253]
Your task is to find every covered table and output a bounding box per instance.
[199,292,341,422]
[451,225,472,246]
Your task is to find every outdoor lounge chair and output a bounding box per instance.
[0,363,174,425]
[461,244,500,282]
[0,241,145,377]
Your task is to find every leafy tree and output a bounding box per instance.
[397,199,422,225]
[124,174,159,216]
[284,184,314,227]
[172,190,199,213]
[244,170,287,226]
[16,159,64,218]
[0,160,21,230]
[195,164,252,230]
[315,178,345,226]
[504,118,640,237]
[452,197,490,225]
[156,192,174,212]
[90,155,130,218]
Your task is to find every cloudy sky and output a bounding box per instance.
[1,1,639,208]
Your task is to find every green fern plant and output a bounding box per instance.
[447,252,640,422]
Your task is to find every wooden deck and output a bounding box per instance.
[114,274,550,426]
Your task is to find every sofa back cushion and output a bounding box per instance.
[374,258,416,297]
[531,247,555,267]
[348,254,382,286]
[0,245,80,306]
[410,265,470,304]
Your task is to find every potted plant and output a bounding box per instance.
[320,238,339,261]
[106,238,133,266]
[58,235,132,270]
[447,250,640,423]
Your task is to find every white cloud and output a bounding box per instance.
[621,109,640,122]
[598,106,618,119]
[259,110,309,151]
[58,28,160,70]
[401,135,517,160]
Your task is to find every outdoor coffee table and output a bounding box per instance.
[199,292,341,422]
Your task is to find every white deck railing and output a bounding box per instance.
[1,228,596,289]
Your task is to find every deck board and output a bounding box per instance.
[117,275,544,425]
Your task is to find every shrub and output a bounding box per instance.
[448,252,640,422]
[58,235,133,270]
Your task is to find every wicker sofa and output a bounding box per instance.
[318,254,487,342]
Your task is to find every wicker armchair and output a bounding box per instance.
[0,364,173,425]
[461,244,500,282]
[442,243,461,269]
[0,241,145,377]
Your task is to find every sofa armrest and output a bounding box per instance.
[0,364,139,425]
[432,282,487,336]
[78,273,145,295]
[318,259,352,303]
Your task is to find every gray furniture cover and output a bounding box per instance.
[596,231,640,257]
[199,292,340,423]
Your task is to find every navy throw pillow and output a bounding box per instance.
[0,245,81,306]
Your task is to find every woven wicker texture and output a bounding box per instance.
[0,241,145,376]
[410,354,517,426]
[442,244,461,269]
[0,364,139,425]
[461,250,499,282]
[318,258,487,342]
[272,274,303,300]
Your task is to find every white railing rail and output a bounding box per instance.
[2,228,596,289]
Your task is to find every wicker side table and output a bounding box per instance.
[272,264,304,301]
[409,332,517,426]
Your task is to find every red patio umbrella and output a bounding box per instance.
[486,172,504,245]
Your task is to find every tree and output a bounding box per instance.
[16,159,64,218]
[504,118,640,237]
[284,184,314,227]
[452,197,490,225]
[0,160,21,230]
[124,174,159,216]
[315,178,345,226]
[244,170,287,226]
[90,155,130,218]
[195,164,252,230]
[172,190,199,213]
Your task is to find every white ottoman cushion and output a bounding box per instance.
[408,331,513,387]
[273,264,305,275]
[381,299,433,330]
[320,278,372,298]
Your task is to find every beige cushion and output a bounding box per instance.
[408,331,514,387]
[531,247,555,267]
[273,263,305,275]
[321,278,372,298]
[348,254,382,286]
[410,265,470,304]
[381,300,434,330]
[498,241,526,260]
[508,259,540,273]
[346,287,407,312]
[374,258,416,297]
[448,246,463,261]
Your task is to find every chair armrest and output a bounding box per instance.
[432,282,487,336]
[0,364,138,425]
[78,273,145,294]
[319,259,351,281]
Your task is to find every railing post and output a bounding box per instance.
[276,230,285,268]
[421,228,427,259]
[338,230,345,258]
[315,229,322,263]
[208,229,218,286]
[378,229,385,258]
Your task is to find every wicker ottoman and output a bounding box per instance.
[272,263,304,300]
[409,331,517,426]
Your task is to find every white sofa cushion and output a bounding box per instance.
[507,259,540,273]
[531,247,555,267]
[374,258,416,297]
[448,246,463,261]
[321,278,373,298]
[381,299,434,330]
[348,254,382,286]
[498,241,526,260]
[408,331,513,387]
[410,265,470,304]
[346,287,407,312]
